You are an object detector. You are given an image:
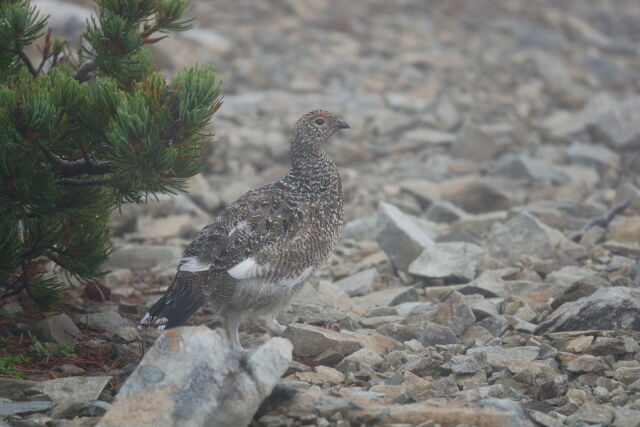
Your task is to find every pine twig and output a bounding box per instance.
[21,261,34,299]
[569,199,631,242]
[13,46,38,77]
[58,177,112,186]
[53,155,112,177]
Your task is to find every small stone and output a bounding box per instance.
[451,352,488,374]
[451,123,513,162]
[335,348,384,374]
[486,212,586,265]
[494,154,569,185]
[418,322,460,347]
[588,96,640,149]
[0,302,24,317]
[80,312,130,335]
[352,286,418,308]
[425,201,469,223]
[334,268,378,297]
[467,346,539,369]
[538,375,568,400]
[376,203,435,271]
[0,401,53,417]
[32,314,81,344]
[563,336,594,353]
[613,408,640,427]
[282,324,362,359]
[538,287,640,333]
[566,142,620,172]
[404,128,456,145]
[439,176,512,214]
[429,292,475,336]
[587,336,639,355]
[408,242,485,282]
[566,403,614,426]
[566,355,608,373]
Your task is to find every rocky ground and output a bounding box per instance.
[2,0,640,426]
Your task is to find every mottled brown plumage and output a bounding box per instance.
[139,110,349,349]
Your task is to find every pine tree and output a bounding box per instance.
[0,0,222,309]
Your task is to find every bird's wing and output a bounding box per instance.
[180,182,310,279]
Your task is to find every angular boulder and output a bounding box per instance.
[98,326,292,427]
[376,202,435,271]
[537,287,640,334]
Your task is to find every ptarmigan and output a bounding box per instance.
[139,110,349,350]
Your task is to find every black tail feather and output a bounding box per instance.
[138,283,204,330]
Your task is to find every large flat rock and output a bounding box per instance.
[98,326,292,427]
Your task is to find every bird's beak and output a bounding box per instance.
[334,119,350,130]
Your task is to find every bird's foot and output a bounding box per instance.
[262,317,286,336]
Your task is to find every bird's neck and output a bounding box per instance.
[289,140,340,195]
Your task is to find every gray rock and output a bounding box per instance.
[459,270,509,298]
[80,312,130,335]
[451,123,513,162]
[408,242,485,282]
[404,128,456,145]
[418,322,460,347]
[104,244,182,270]
[0,401,53,417]
[456,384,506,401]
[494,154,569,185]
[550,275,610,310]
[538,374,568,400]
[476,399,535,427]
[334,268,378,297]
[59,400,111,418]
[34,376,112,403]
[451,352,489,374]
[282,323,362,360]
[32,314,81,344]
[429,291,475,336]
[342,217,377,241]
[537,287,640,333]
[439,176,513,214]
[566,142,620,172]
[588,96,640,149]
[613,408,640,427]
[99,326,291,427]
[352,286,418,308]
[566,355,609,373]
[467,346,539,368]
[616,183,640,211]
[376,203,435,271]
[425,201,469,223]
[567,403,614,426]
[486,212,586,264]
[0,302,24,317]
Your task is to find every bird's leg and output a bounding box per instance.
[223,309,245,352]
[260,314,286,336]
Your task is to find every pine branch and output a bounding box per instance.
[58,177,112,186]
[13,46,38,77]
[53,155,112,177]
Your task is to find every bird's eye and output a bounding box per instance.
[314,118,325,125]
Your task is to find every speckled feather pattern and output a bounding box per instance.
[139,110,347,335]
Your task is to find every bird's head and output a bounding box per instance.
[292,110,350,150]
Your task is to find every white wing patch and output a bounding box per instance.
[178,256,210,273]
[227,257,258,279]
[228,220,248,237]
